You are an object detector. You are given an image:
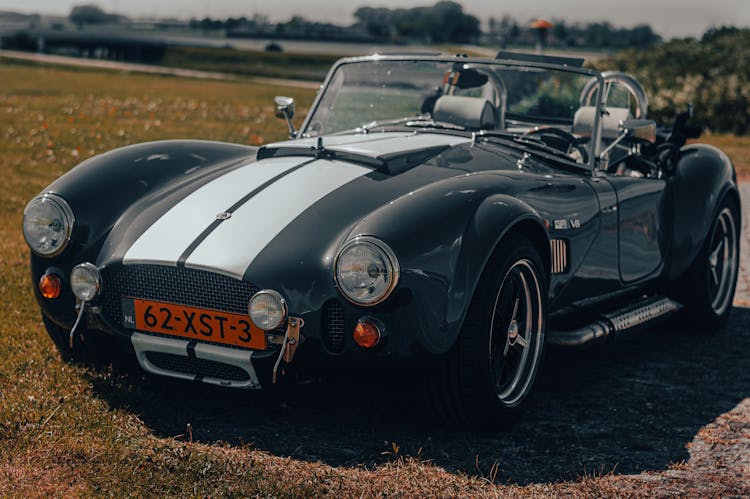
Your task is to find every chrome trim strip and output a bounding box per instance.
[550,239,568,274]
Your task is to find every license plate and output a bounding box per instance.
[121,298,267,350]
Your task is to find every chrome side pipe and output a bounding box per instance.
[547,296,682,348]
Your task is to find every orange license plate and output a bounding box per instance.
[121,298,267,350]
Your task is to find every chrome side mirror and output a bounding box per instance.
[274,96,297,138]
[599,118,657,161]
[620,119,656,143]
[274,96,295,119]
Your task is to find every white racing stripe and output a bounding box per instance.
[122,157,305,266]
[184,159,371,279]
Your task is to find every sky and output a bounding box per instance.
[1,0,748,38]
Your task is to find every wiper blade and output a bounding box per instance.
[360,115,466,132]
[478,131,575,161]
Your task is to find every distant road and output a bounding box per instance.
[0,49,321,89]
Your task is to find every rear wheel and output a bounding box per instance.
[428,233,547,428]
[676,198,740,331]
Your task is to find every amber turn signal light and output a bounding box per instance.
[39,273,62,299]
[353,320,381,348]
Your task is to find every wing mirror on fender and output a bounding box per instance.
[274,96,297,138]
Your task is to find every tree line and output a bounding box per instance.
[186,1,659,48]
[597,27,750,134]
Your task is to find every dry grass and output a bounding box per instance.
[0,58,748,496]
[693,134,750,179]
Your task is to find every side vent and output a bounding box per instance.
[550,239,569,274]
[322,300,346,353]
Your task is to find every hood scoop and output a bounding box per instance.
[258,132,471,175]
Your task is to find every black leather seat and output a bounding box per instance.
[432,95,496,130]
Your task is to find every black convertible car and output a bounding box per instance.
[23,52,740,427]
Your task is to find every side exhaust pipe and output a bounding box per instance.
[548,296,682,348]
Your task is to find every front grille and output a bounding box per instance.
[99,264,260,330]
[146,351,250,381]
[322,300,346,353]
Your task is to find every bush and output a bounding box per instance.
[596,28,750,134]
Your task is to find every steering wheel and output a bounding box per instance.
[521,127,589,163]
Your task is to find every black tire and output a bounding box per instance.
[675,197,740,332]
[428,233,547,429]
[42,314,120,365]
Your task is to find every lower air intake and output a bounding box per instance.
[322,300,346,353]
[146,351,250,382]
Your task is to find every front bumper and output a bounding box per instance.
[131,332,261,388]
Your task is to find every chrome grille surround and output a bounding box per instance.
[99,264,261,331]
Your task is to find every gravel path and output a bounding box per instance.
[736,183,750,306]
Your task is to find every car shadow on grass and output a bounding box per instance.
[88,307,750,484]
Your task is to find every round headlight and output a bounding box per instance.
[334,236,399,306]
[70,263,101,302]
[248,290,288,331]
[22,193,75,258]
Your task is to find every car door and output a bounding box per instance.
[604,175,667,283]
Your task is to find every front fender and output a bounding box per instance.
[446,194,547,344]
[29,140,257,327]
[43,140,257,258]
[350,173,547,355]
[668,143,738,280]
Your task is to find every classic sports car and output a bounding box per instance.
[23,52,740,428]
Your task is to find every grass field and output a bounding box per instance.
[161,46,339,81]
[0,59,748,496]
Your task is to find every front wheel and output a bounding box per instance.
[428,233,547,428]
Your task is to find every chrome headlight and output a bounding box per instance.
[334,236,399,306]
[70,263,101,302]
[22,193,75,258]
[248,290,288,331]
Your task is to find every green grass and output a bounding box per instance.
[161,46,340,81]
[0,59,747,496]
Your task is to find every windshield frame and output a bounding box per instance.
[299,54,605,171]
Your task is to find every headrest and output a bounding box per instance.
[432,96,495,130]
[573,106,633,140]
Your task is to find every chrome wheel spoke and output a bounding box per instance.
[710,266,720,286]
[515,334,528,349]
[708,208,738,315]
[709,239,723,268]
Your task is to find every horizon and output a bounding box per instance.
[1,0,749,39]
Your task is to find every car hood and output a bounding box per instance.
[99,133,474,285]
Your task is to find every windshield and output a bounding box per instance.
[303,59,599,137]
